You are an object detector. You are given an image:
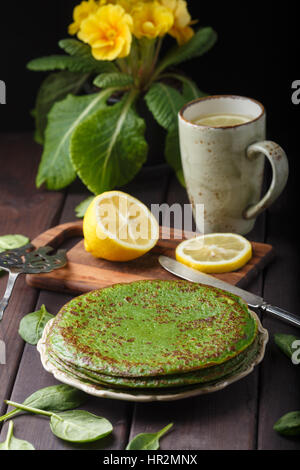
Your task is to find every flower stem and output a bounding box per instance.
[151,37,163,74]
[5,400,54,418]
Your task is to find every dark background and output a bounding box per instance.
[0,2,297,182]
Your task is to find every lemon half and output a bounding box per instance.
[176,233,252,273]
[83,191,159,261]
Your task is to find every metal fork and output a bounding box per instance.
[0,244,67,321]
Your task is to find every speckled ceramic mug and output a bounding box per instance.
[178,95,289,234]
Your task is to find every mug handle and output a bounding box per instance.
[243,141,289,220]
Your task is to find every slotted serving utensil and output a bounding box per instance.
[0,243,67,321]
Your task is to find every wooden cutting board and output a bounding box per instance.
[26,221,274,295]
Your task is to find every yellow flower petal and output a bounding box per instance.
[78,4,133,61]
[68,0,98,35]
[131,1,174,39]
[169,25,194,45]
[160,0,194,44]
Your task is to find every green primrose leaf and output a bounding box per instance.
[94,72,134,89]
[32,71,88,144]
[59,38,118,73]
[70,91,148,194]
[36,88,116,190]
[155,27,217,76]
[144,82,185,130]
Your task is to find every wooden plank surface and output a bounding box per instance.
[256,184,300,450]
[0,134,65,419]
[25,220,274,294]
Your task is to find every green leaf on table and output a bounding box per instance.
[156,27,217,75]
[165,124,185,187]
[145,82,185,131]
[0,421,35,450]
[75,196,95,218]
[0,234,29,253]
[33,71,88,145]
[36,88,115,190]
[274,334,300,360]
[50,410,113,443]
[0,385,88,423]
[126,423,173,450]
[94,72,134,89]
[70,92,148,194]
[274,411,300,436]
[18,304,54,345]
[0,234,30,276]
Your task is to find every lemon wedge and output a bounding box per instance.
[176,233,252,273]
[83,191,159,261]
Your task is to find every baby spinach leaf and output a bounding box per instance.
[274,333,300,360]
[0,384,88,422]
[0,421,35,450]
[126,423,173,450]
[75,195,95,218]
[0,234,30,276]
[50,410,113,443]
[18,304,54,345]
[4,400,112,444]
[274,411,300,436]
[0,234,29,253]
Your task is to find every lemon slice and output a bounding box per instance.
[176,233,252,273]
[83,191,159,261]
[195,113,251,127]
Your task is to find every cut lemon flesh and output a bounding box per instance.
[83,191,159,261]
[176,233,252,273]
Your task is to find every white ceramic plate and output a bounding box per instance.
[37,311,268,402]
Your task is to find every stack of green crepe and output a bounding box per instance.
[44,280,260,392]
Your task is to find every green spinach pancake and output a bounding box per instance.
[45,280,258,380]
[45,334,260,389]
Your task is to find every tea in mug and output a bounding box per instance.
[191,113,253,127]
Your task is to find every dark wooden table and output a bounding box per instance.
[0,133,299,450]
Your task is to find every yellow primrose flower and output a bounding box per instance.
[131,1,174,39]
[78,4,133,61]
[160,0,194,45]
[110,0,139,12]
[68,0,99,36]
